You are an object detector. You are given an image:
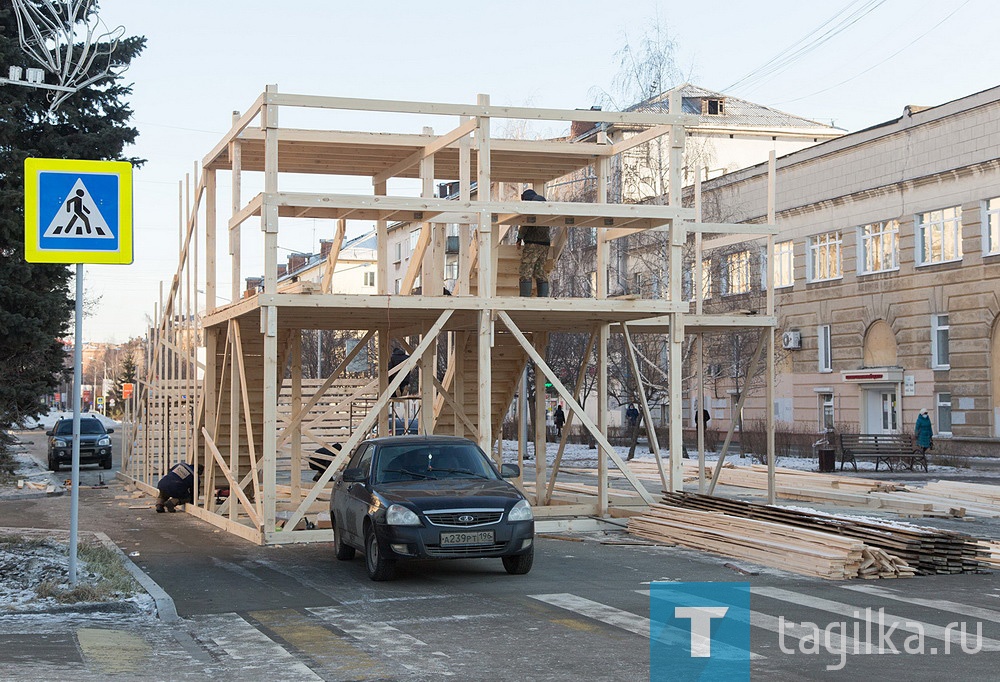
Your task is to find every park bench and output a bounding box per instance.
[838,433,928,472]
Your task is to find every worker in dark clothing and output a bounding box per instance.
[308,443,343,482]
[517,188,551,297]
[156,461,202,513]
[389,347,412,396]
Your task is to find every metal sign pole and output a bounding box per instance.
[69,263,83,585]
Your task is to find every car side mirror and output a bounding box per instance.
[341,467,367,483]
[45,430,53,436]
[500,463,520,478]
[105,428,115,434]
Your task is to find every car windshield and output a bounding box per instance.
[55,420,106,435]
[374,443,499,484]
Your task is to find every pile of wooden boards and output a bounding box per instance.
[580,460,1000,519]
[627,502,912,580]
[651,492,985,575]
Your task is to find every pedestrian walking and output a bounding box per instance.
[915,407,933,454]
[554,404,566,437]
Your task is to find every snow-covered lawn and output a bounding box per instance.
[498,438,966,474]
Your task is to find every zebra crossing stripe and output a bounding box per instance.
[308,605,454,676]
[843,584,1000,624]
[755,586,1000,652]
[638,588,872,656]
[532,593,763,660]
[193,613,323,680]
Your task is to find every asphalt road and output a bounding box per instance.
[3,430,1000,680]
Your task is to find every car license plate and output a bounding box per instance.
[440,530,494,546]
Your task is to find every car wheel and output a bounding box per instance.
[102,457,113,470]
[502,545,534,575]
[364,526,395,581]
[333,518,355,561]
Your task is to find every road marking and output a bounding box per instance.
[309,605,454,676]
[249,608,389,679]
[755,586,1000,652]
[842,584,1000,624]
[76,628,151,674]
[193,613,323,680]
[532,592,759,660]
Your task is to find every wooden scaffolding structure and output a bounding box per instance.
[120,86,778,544]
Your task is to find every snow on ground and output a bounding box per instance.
[1,438,153,617]
[498,438,964,474]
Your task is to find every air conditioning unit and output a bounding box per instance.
[781,331,802,350]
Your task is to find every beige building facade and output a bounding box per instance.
[700,85,1000,456]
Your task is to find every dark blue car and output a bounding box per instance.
[330,435,534,581]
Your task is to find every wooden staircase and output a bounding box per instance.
[436,244,547,442]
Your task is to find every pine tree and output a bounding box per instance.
[0,2,145,428]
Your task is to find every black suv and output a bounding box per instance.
[46,416,114,471]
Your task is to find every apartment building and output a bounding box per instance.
[699,85,1000,456]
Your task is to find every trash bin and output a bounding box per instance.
[818,446,836,473]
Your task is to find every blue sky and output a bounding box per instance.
[52,0,991,342]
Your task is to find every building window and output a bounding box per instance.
[807,231,842,282]
[764,240,794,289]
[445,261,458,280]
[393,242,402,264]
[858,220,899,273]
[394,278,401,294]
[982,198,1000,256]
[936,392,952,435]
[818,324,832,372]
[916,206,963,265]
[723,251,751,295]
[702,259,712,299]
[704,98,725,116]
[931,314,950,369]
[363,271,375,287]
[633,271,643,295]
[819,393,834,431]
[409,228,421,252]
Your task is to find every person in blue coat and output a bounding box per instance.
[915,407,933,454]
[156,461,202,513]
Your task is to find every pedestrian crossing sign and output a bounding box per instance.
[23,157,133,264]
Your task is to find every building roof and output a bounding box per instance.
[627,83,843,133]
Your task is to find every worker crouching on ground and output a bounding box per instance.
[517,188,551,297]
[155,461,203,513]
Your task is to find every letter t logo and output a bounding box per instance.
[675,606,730,657]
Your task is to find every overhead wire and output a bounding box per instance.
[722,0,888,95]
[774,0,973,105]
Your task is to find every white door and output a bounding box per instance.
[863,388,897,434]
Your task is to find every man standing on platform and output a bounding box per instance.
[517,189,551,297]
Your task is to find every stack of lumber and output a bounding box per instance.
[977,540,1000,569]
[572,460,1000,518]
[627,504,910,580]
[659,492,984,575]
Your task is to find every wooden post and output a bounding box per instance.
[766,151,777,505]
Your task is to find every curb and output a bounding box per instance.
[94,531,179,623]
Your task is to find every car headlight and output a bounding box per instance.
[54,439,68,448]
[508,499,533,521]
[386,504,421,526]
[97,436,111,446]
